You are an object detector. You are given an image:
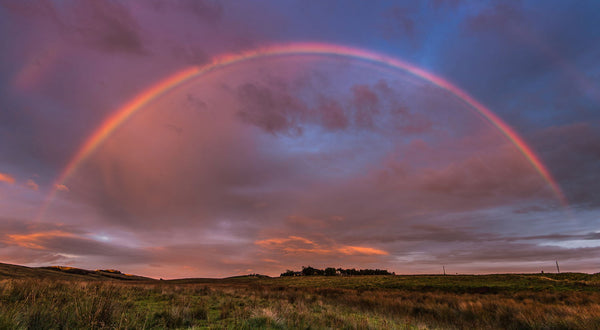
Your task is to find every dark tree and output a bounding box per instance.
[280,270,295,277]
[302,266,318,276]
[283,266,393,277]
[325,267,337,276]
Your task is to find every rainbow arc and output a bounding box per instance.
[37,42,567,220]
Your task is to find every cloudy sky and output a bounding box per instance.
[1,0,599,278]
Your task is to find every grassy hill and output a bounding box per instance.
[256,272,600,293]
[0,262,152,281]
[0,262,599,328]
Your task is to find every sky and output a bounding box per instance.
[1,0,599,279]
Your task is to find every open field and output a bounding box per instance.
[0,264,599,329]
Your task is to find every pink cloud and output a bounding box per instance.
[0,173,15,184]
[5,230,76,250]
[25,179,39,191]
[337,245,388,256]
[255,235,388,256]
[54,184,70,192]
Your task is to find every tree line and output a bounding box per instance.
[280,266,394,277]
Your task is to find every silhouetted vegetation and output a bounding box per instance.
[280,266,394,277]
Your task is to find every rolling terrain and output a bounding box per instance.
[0,262,599,328]
[0,262,152,281]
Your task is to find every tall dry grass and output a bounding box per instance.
[0,276,599,329]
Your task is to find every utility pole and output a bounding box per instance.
[443,265,446,276]
[556,260,560,273]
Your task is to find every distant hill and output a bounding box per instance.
[225,274,271,279]
[0,262,153,281]
[0,262,270,283]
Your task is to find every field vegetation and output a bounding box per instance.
[280,266,393,276]
[0,263,599,329]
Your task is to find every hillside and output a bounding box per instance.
[0,262,599,328]
[0,268,598,328]
[0,262,152,281]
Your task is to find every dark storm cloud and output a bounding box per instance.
[236,83,308,135]
[351,85,380,129]
[2,0,147,55]
[0,0,62,24]
[514,232,600,242]
[389,224,491,243]
[234,79,436,136]
[0,1,156,187]
[185,94,208,112]
[341,223,600,247]
[147,0,223,21]
[334,224,600,273]
[170,44,209,66]
[432,242,600,265]
[381,6,416,42]
[388,105,432,135]
[67,1,147,54]
[0,16,63,181]
[533,122,600,206]
[513,205,549,214]
[447,1,600,127]
[316,97,349,130]
[446,3,554,106]
[419,150,550,201]
[350,140,557,214]
[373,80,433,134]
[308,223,491,248]
[71,154,296,229]
[465,3,526,33]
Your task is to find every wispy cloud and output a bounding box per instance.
[54,184,70,192]
[0,173,15,184]
[255,236,388,256]
[25,179,39,191]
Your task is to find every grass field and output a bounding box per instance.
[0,263,599,329]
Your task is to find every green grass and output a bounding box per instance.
[254,273,600,293]
[0,263,599,329]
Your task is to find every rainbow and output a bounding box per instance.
[38,42,567,218]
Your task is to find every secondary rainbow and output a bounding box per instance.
[39,42,567,218]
